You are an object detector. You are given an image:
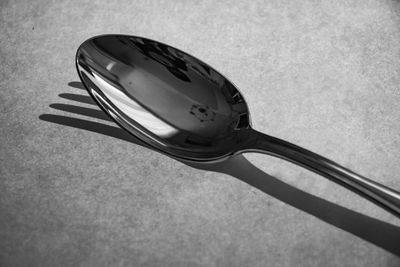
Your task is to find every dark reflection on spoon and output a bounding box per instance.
[76,34,400,217]
[38,81,400,257]
[130,38,191,82]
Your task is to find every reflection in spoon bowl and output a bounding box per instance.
[76,34,400,217]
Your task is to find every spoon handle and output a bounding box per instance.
[245,130,400,217]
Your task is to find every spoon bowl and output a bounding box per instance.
[76,34,251,161]
[76,34,400,216]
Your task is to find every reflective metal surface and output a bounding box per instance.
[76,34,400,216]
[76,34,251,161]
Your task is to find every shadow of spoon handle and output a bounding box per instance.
[243,129,400,217]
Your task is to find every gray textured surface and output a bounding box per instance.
[1,0,400,266]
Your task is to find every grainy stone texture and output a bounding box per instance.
[1,0,400,266]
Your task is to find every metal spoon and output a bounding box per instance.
[76,34,400,216]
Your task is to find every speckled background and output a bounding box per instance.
[1,0,400,266]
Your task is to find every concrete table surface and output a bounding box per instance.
[1,0,400,266]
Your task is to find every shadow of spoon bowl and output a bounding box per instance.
[38,81,400,257]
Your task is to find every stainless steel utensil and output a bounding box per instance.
[76,34,400,216]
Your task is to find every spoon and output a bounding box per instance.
[76,34,400,216]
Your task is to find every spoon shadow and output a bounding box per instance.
[38,81,400,257]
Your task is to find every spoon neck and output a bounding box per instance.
[240,129,400,217]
